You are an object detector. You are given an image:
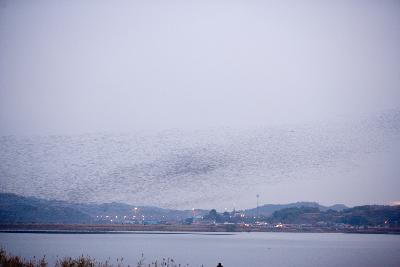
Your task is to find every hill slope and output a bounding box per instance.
[245,202,347,217]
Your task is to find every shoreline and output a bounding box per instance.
[1,224,399,235]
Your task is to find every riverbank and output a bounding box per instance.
[1,224,399,235]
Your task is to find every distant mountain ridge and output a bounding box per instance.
[0,193,93,224]
[0,193,205,224]
[0,192,351,224]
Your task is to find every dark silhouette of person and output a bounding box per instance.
[217,263,223,267]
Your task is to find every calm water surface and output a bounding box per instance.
[1,232,400,267]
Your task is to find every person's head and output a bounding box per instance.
[217,263,223,267]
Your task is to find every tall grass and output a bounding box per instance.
[0,249,196,267]
[0,248,47,267]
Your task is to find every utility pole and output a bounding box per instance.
[256,194,260,220]
[134,207,138,221]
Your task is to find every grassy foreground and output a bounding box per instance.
[0,249,193,267]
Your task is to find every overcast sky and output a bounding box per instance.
[1,0,399,134]
[0,0,399,208]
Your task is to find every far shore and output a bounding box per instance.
[1,224,400,235]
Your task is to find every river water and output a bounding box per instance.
[1,232,399,267]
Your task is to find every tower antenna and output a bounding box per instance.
[256,194,260,219]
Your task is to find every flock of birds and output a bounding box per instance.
[0,111,399,209]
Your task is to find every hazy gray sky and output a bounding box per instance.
[0,0,399,208]
[1,0,399,134]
